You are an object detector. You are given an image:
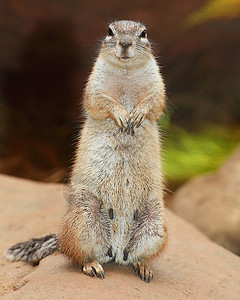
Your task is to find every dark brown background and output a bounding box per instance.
[0,0,239,182]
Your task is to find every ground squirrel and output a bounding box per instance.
[6,20,167,282]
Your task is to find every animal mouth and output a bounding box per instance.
[115,54,131,60]
[116,52,132,60]
[121,55,130,60]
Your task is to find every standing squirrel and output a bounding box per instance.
[6,20,167,283]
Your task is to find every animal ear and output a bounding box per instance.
[139,30,147,38]
[108,27,114,36]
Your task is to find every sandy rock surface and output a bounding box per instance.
[171,145,240,255]
[1,174,240,299]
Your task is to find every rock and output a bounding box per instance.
[171,145,240,255]
[1,174,240,299]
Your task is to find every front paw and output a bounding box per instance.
[126,108,148,135]
[111,107,129,131]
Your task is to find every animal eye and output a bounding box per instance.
[108,28,114,36]
[139,30,146,38]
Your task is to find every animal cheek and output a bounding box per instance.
[115,44,122,58]
[128,46,136,58]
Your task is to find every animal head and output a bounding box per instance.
[101,20,152,67]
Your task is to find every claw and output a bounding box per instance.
[133,262,153,283]
[119,118,124,131]
[127,116,132,125]
[91,267,97,276]
[132,114,140,128]
[99,271,105,279]
[130,126,135,136]
[85,271,91,277]
[82,260,105,279]
[126,112,145,135]
[133,264,139,274]
[136,115,144,128]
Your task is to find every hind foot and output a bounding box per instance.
[82,260,105,279]
[133,262,154,283]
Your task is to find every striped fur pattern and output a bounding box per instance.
[5,234,59,265]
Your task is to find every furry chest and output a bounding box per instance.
[102,73,150,112]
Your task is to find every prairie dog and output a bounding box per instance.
[6,20,167,283]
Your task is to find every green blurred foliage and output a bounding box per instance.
[186,0,240,26]
[160,117,240,186]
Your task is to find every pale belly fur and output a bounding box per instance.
[71,117,163,264]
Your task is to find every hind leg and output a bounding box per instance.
[59,192,111,278]
[82,260,105,279]
[133,261,154,283]
[124,201,167,282]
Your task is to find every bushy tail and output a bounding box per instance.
[5,234,59,265]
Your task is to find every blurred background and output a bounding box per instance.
[0,0,240,189]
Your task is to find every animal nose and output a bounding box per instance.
[119,41,132,48]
